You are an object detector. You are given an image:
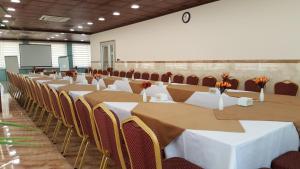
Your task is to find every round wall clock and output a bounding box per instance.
[182,12,191,23]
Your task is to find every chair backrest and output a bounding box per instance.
[134,72,141,79]
[93,104,128,169]
[141,72,150,80]
[41,84,53,113]
[121,116,162,169]
[113,70,120,76]
[120,71,126,77]
[126,72,133,78]
[173,74,184,84]
[150,73,159,81]
[274,81,298,96]
[59,91,83,137]
[161,73,170,82]
[49,88,67,125]
[244,79,260,92]
[92,69,98,75]
[228,78,239,90]
[74,97,101,150]
[202,76,217,87]
[97,69,103,74]
[102,70,108,75]
[186,75,199,85]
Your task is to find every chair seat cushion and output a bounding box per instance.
[163,157,203,169]
[272,151,300,169]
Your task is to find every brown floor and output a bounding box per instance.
[0,97,118,169]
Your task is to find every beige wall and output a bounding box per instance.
[90,0,300,95]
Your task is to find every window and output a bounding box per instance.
[72,43,91,67]
[0,41,20,68]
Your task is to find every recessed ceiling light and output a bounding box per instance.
[98,17,105,21]
[81,40,84,42]
[2,20,9,23]
[51,37,55,39]
[11,0,20,3]
[64,39,68,41]
[47,38,50,40]
[70,28,74,31]
[77,25,83,29]
[4,14,12,18]
[81,34,86,36]
[0,24,5,27]
[55,34,59,37]
[7,7,15,12]
[131,4,140,9]
[87,22,93,25]
[60,33,65,34]
[0,32,3,34]
[113,12,120,16]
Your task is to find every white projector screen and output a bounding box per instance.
[20,44,52,67]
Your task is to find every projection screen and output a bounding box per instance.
[20,44,52,67]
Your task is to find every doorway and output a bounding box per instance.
[100,41,115,70]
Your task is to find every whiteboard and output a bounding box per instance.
[20,44,52,67]
[5,56,19,73]
[58,56,69,71]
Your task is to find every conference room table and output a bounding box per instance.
[35,76,300,169]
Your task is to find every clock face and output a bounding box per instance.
[182,12,191,23]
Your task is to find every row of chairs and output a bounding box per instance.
[6,72,203,169]
[86,68,299,96]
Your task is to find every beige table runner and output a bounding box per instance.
[58,84,97,93]
[214,102,300,131]
[129,80,156,94]
[84,91,143,107]
[32,77,53,81]
[227,92,300,106]
[166,85,209,102]
[103,77,122,87]
[132,103,244,148]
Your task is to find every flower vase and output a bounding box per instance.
[168,77,171,84]
[142,89,147,102]
[218,94,224,111]
[96,81,100,91]
[259,88,264,102]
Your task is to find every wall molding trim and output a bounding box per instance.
[116,60,300,64]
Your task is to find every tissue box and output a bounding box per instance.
[238,97,253,107]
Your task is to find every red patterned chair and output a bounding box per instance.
[161,73,171,83]
[186,75,199,85]
[245,79,260,92]
[120,71,126,77]
[173,74,185,84]
[121,116,203,169]
[202,76,217,87]
[141,72,150,80]
[126,71,133,78]
[93,104,129,169]
[228,78,239,90]
[134,72,141,79]
[102,70,108,75]
[92,69,97,75]
[274,81,298,96]
[113,70,120,76]
[271,151,300,169]
[97,69,102,74]
[150,73,160,81]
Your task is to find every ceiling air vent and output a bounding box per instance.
[39,15,70,23]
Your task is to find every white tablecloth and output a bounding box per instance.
[47,83,68,90]
[103,102,299,169]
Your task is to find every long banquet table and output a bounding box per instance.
[29,75,300,169]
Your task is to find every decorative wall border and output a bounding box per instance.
[115,60,300,64]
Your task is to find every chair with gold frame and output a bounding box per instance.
[92,103,129,169]
[74,97,103,169]
[41,84,57,133]
[121,116,203,169]
[59,91,82,156]
[32,81,47,126]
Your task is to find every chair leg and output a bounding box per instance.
[102,156,109,169]
[52,120,62,143]
[28,101,36,115]
[74,137,88,168]
[78,140,89,169]
[43,113,53,133]
[37,109,46,126]
[26,99,33,112]
[99,155,105,169]
[62,128,73,156]
[32,106,41,120]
